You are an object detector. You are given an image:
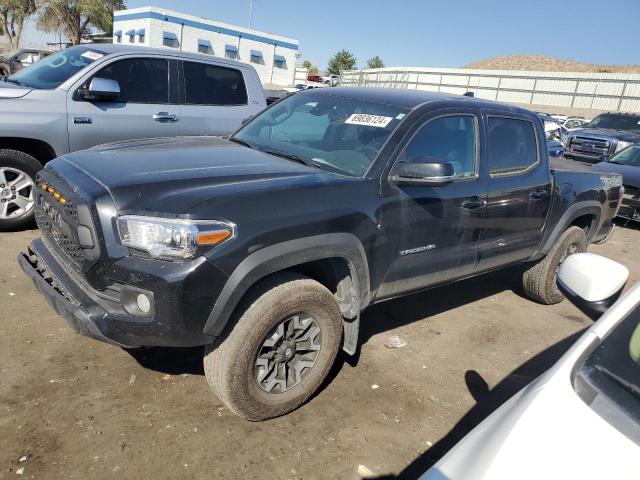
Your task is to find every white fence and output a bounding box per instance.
[340,67,640,113]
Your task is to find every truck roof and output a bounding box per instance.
[309,86,535,113]
[80,43,253,70]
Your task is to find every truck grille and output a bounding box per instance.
[34,178,99,273]
[567,136,616,159]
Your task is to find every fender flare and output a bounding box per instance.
[203,233,371,337]
[539,200,602,256]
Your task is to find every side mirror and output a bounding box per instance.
[84,77,121,102]
[390,156,455,186]
[557,253,629,321]
[241,115,254,126]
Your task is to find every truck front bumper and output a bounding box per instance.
[18,238,223,348]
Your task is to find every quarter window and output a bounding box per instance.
[402,115,478,178]
[487,117,538,175]
[183,61,248,106]
[94,58,169,104]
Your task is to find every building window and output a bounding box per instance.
[136,29,145,44]
[274,55,286,69]
[250,50,263,64]
[163,31,179,48]
[225,45,238,60]
[126,29,135,44]
[198,40,212,55]
[114,30,122,43]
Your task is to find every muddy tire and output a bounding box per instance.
[203,273,343,421]
[0,149,41,231]
[522,226,587,305]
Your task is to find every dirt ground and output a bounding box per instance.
[1,222,639,480]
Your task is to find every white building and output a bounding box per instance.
[112,6,300,87]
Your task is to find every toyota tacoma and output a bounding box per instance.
[18,88,623,420]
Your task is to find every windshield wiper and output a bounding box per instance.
[594,363,640,400]
[4,78,24,87]
[228,136,256,150]
[262,148,321,169]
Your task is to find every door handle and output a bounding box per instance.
[153,112,179,122]
[462,198,487,210]
[529,190,547,200]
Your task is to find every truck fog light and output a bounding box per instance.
[136,293,151,313]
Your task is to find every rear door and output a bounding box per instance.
[179,61,255,136]
[67,57,179,152]
[475,112,552,272]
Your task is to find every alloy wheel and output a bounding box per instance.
[254,313,322,394]
[0,167,35,220]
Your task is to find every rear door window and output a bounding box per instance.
[183,61,248,106]
[487,117,539,175]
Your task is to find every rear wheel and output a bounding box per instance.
[522,226,587,304]
[0,149,41,231]
[203,273,343,421]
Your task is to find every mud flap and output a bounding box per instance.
[342,313,359,356]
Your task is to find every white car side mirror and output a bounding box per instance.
[557,253,629,320]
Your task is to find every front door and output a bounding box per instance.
[67,57,179,152]
[376,109,487,300]
[475,112,552,272]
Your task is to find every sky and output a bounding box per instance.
[20,0,640,70]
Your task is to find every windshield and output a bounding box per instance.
[7,46,107,90]
[610,145,640,166]
[583,114,640,134]
[233,92,409,176]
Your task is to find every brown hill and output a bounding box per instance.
[463,55,640,73]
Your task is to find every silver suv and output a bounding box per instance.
[0,44,266,230]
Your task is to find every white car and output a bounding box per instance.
[422,253,640,480]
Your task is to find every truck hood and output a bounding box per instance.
[569,128,640,143]
[55,136,340,215]
[0,81,33,99]
[594,161,640,188]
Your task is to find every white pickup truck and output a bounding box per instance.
[0,44,266,230]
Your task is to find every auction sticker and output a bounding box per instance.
[345,114,393,128]
[81,51,104,61]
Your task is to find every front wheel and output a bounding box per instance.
[522,226,588,304]
[0,149,41,231]
[203,273,343,421]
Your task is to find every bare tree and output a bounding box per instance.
[0,0,37,50]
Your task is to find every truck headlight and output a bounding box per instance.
[116,216,234,260]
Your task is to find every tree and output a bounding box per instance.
[38,0,126,45]
[327,49,356,75]
[366,56,384,69]
[0,0,37,50]
[302,59,311,69]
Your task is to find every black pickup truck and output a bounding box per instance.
[18,88,623,420]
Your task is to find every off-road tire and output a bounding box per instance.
[203,273,343,421]
[0,149,42,231]
[522,226,587,305]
